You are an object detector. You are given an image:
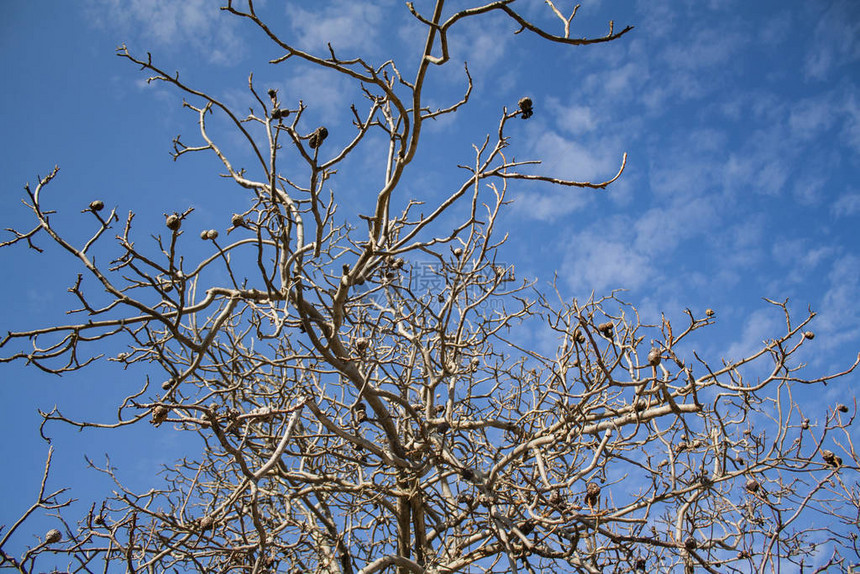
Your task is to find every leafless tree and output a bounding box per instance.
[2,2,859,573]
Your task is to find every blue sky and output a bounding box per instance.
[1,0,859,561]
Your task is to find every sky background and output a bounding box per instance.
[1,0,859,560]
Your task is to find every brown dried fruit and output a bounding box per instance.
[452,247,463,258]
[353,402,368,423]
[821,449,842,468]
[745,478,760,493]
[647,347,661,366]
[151,405,169,425]
[684,536,697,550]
[584,481,600,510]
[518,97,533,119]
[836,404,849,413]
[457,492,474,507]
[597,321,614,336]
[231,213,245,227]
[45,528,62,544]
[705,308,715,317]
[803,331,815,340]
[89,200,104,211]
[308,126,328,149]
[165,214,181,231]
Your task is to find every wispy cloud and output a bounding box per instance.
[86,0,243,64]
[288,0,393,56]
[802,0,860,81]
[832,191,860,218]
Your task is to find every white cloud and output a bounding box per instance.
[661,28,745,72]
[802,0,860,81]
[832,191,860,218]
[562,233,654,294]
[724,307,782,363]
[817,254,860,349]
[288,0,391,56]
[789,96,836,140]
[86,0,243,64]
[551,102,598,134]
[283,66,354,123]
[528,128,619,184]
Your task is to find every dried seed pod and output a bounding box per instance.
[355,337,370,352]
[745,478,760,493]
[165,214,181,231]
[836,404,849,413]
[151,405,169,425]
[271,107,290,120]
[675,441,688,453]
[206,229,219,240]
[353,402,368,423]
[161,379,176,390]
[597,321,614,336]
[460,468,476,482]
[801,418,810,429]
[267,88,277,100]
[452,247,463,258]
[308,126,328,149]
[821,449,842,468]
[574,329,586,344]
[200,230,209,240]
[457,492,475,507]
[518,520,535,535]
[45,528,62,544]
[684,537,697,550]
[549,491,564,507]
[635,558,647,571]
[436,421,451,434]
[705,308,715,317]
[392,258,405,269]
[803,331,815,340]
[231,213,246,227]
[584,481,601,510]
[647,347,661,366]
[89,200,104,212]
[518,97,533,119]
[199,515,214,530]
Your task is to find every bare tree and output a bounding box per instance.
[2,2,859,573]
